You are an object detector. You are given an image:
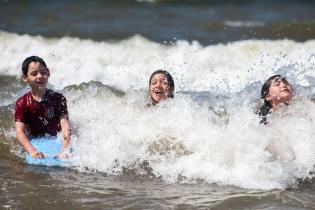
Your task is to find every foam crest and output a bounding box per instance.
[1,31,315,93]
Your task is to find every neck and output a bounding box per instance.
[151,98,158,105]
[271,101,289,110]
[31,88,47,101]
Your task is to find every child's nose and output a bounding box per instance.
[37,72,46,78]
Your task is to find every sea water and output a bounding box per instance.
[1,30,315,209]
[1,0,315,209]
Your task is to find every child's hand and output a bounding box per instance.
[30,151,44,159]
[56,151,69,159]
[56,145,71,159]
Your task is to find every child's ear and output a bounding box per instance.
[21,74,28,83]
[266,94,271,102]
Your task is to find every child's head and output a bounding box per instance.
[261,74,293,109]
[21,56,50,91]
[22,56,47,76]
[149,70,174,104]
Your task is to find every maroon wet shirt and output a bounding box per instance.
[15,89,68,137]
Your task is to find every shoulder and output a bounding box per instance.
[16,91,31,106]
[15,91,32,120]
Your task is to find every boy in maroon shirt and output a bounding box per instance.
[15,56,71,159]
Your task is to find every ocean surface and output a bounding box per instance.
[1,0,315,209]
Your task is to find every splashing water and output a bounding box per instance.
[1,31,315,190]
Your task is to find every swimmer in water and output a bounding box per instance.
[15,56,71,159]
[147,70,175,106]
[259,74,296,159]
[259,74,293,124]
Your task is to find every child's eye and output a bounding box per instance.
[30,72,38,76]
[39,68,49,74]
[40,71,49,76]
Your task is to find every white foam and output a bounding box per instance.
[65,86,315,190]
[1,30,315,93]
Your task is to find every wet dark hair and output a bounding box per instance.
[149,70,175,98]
[259,74,282,124]
[22,56,47,75]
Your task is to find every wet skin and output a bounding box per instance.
[149,73,173,104]
[266,77,293,108]
[22,62,50,101]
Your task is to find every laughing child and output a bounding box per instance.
[15,56,71,159]
[147,70,175,106]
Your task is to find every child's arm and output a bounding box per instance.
[58,115,71,158]
[15,122,44,158]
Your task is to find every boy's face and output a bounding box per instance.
[22,61,50,91]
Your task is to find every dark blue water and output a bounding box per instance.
[0,0,315,44]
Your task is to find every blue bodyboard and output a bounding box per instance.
[25,137,71,167]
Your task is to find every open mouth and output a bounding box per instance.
[154,90,163,95]
[281,88,290,93]
[37,81,45,85]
